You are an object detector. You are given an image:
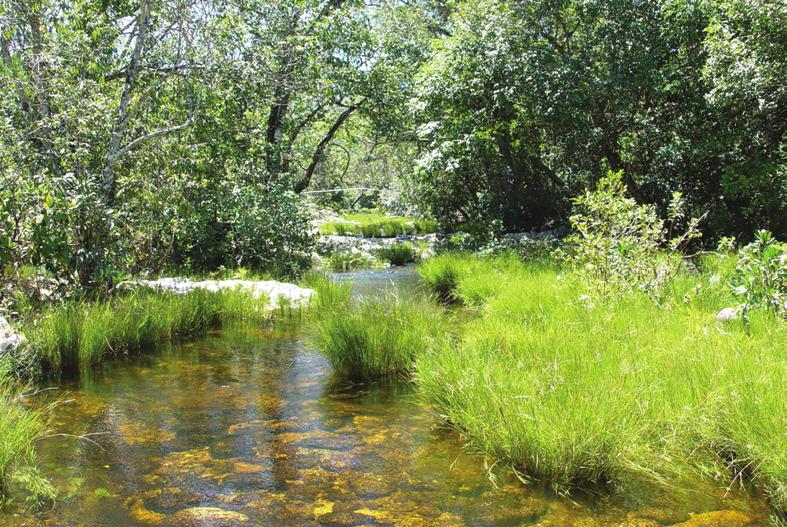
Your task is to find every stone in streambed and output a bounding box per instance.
[671,510,754,527]
[171,507,249,526]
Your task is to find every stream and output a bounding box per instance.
[1,269,772,526]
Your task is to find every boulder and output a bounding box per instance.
[0,316,26,356]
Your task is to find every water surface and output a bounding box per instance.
[1,270,772,526]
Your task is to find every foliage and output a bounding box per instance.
[0,365,56,503]
[221,184,315,278]
[313,293,448,380]
[416,253,786,503]
[409,0,785,238]
[732,230,786,319]
[567,171,702,300]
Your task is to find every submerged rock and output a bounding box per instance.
[716,307,739,321]
[171,506,249,526]
[121,278,314,309]
[671,510,754,527]
[0,316,26,356]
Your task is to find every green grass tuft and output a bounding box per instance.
[318,213,438,238]
[26,289,270,374]
[376,242,416,266]
[313,293,448,380]
[0,365,56,503]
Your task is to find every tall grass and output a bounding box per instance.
[318,213,438,238]
[312,293,448,380]
[376,242,416,266]
[415,253,787,509]
[0,365,56,502]
[27,289,270,374]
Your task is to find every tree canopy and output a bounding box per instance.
[1,0,784,286]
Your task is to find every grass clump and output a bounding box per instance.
[415,253,787,506]
[326,251,375,272]
[0,365,56,503]
[376,242,416,266]
[313,293,448,380]
[318,212,438,238]
[27,288,269,374]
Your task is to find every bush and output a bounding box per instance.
[568,171,702,301]
[313,293,448,380]
[732,229,786,320]
[222,184,315,278]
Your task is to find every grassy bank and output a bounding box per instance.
[415,253,786,509]
[23,288,273,375]
[319,212,438,238]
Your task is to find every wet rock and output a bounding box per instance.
[716,307,739,321]
[120,278,314,309]
[0,316,26,356]
[126,497,166,525]
[171,506,249,526]
[671,510,754,527]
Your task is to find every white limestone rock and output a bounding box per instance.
[716,307,739,321]
[122,279,314,310]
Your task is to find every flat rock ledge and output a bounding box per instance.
[0,316,26,357]
[121,278,314,310]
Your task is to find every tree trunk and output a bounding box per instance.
[102,0,151,203]
[294,104,358,193]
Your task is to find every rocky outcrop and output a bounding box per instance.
[0,316,26,357]
[121,279,314,309]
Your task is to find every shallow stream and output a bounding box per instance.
[2,269,772,526]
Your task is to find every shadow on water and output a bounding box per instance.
[0,269,774,526]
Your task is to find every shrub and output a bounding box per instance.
[568,171,702,301]
[732,229,786,320]
[313,293,448,380]
[223,184,315,278]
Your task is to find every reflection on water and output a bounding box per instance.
[1,270,772,526]
[330,267,424,298]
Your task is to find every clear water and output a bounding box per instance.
[1,270,772,526]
